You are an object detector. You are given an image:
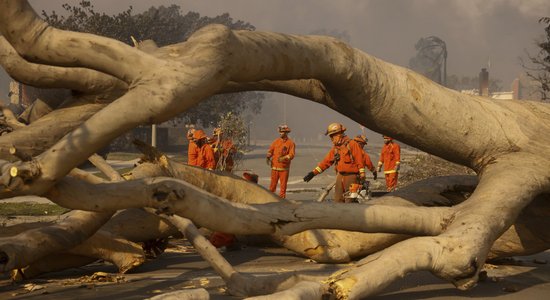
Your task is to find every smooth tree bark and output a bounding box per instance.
[0,1,549,299]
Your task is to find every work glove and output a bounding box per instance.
[359,172,366,183]
[303,171,315,182]
[377,166,382,173]
[265,157,271,166]
[372,171,378,180]
[395,164,400,172]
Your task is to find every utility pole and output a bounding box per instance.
[247,122,251,146]
[151,124,157,147]
[283,97,287,124]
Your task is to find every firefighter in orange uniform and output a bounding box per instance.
[303,123,366,203]
[211,127,236,172]
[266,125,295,198]
[377,135,401,191]
[353,135,378,180]
[193,129,216,170]
[186,128,199,166]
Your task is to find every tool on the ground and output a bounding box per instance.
[317,181,336,202]
[344,180,372,203]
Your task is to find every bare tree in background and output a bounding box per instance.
[409,36,447,86]
[0,1,550,299]
[523,17,550,101]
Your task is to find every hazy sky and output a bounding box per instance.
[29,0,550,84]
[2,1,549,141]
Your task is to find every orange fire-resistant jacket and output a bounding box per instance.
[267,137,295,170]
[378,141,401,174]
[197,143,216,170]
[313,137,365,175]
[187,141,199,166]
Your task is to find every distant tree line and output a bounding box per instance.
[41,1,263,127]
[522,17,550,101]
[411,16,550,101]
[409,36,503,93]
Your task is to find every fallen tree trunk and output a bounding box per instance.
[11,230,145,281]
[0,1,549,299]
[0,210,113,272]
[130,158,550,262]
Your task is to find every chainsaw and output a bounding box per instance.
[344,180,372,203]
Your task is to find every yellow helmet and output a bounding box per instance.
[354,135,368,144]
[186,128,196,139]
[325,122,346,136]
[278,124,291,133]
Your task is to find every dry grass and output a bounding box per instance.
[398,153,476,188]
[0,202,69,216]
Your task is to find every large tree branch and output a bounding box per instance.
[489,192,550,259]
[47,176,452,237]
[0,36,127,95]
[130,156,477,263]
[0,1,161,82]
[328,155,550,298]
[0,103,104,160]
[329,237,440,299]
[0,210,113,271]
[88,153,124,181]
[0,3,548,298]
[222,79,335,107]
[9,230,145,280]
[0,104,25,130]
[0,3,548,198]
[164,213,329,298]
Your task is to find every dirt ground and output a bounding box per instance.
[1,142,549,299]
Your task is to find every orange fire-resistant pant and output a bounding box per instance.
[385,172,398,191]
[209,232,236,248]
[335,173,359,203]
[270,169,289,198]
